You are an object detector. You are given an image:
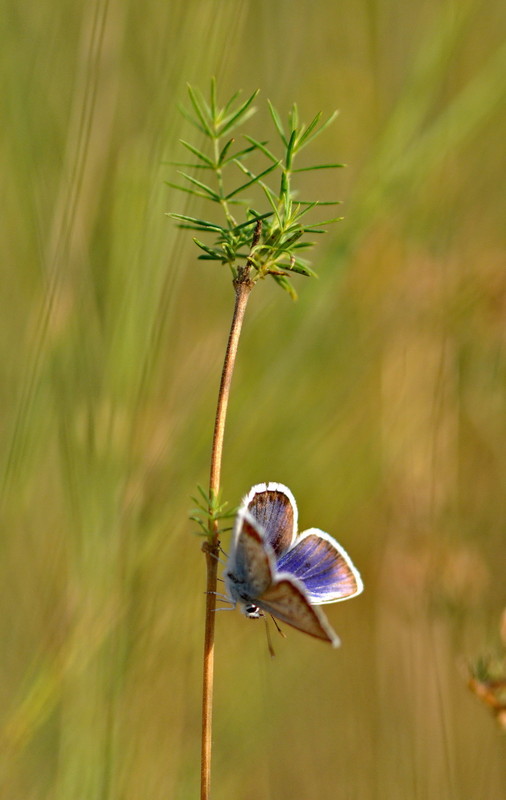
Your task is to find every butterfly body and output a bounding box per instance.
[224,482,363,647]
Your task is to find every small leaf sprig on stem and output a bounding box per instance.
[168,79,343,800]
[466,610,506,731]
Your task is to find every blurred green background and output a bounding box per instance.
[1,0,505,797]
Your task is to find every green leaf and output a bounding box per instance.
[193,238,223,257]
[295,111,322,149]
[292,163,345,172]
[177,170,220,201]
[284,261,318,278]
[225,162,279,200]
[218,138,235,165]
[294,259,319,277]
[168,161,212,170]
[210,76,217,119]
[280,229,304,248]
[221,89,242,117]
[233,159,255,178]
[243,135,278,163]
[298,110,338,148]
[285,129,297,171]
[168,213,226,232]
[291,241,316,250]
[165,181,212,200]
[298,199,342,206]
[233,211,273,230]
[218,89,259,135]
[288,102,299,132]
[271,273,297,299]
[179,139,214,166]
[177,103,208,135]
[306,216,344,227]
[187,84,214,137]
[267,100,286,145]
[222,142,259,165]
[259,183,281,224]
[292,200,318,218]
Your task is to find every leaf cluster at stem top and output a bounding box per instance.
[167,78,344,298]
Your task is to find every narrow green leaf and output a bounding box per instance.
[298,199,343,207]
[222,89,242,117]
[218,89,259,135]
[174,224,214,232]
[281,230,304,248]
[210,77,217,119]
[178,103,209,135]
[225,162,279,200]
[295,111,322,149]
[233,159,255,178]
[190,498,207,512]
[165,181,211,199]
[271,273,297,299]
[227,197,249,206]
[285,130,297,171]
[234,211,273,231]
[259,183,281,225]
[306,216,344,227]
[222,142,259,165]
[284,261,318,278]
[177,170,220,200]
[189,517,207,531]
[193,238,222,257]
[288,102,299,132]
[179,139,214,166]
[168,161,212,170]
[197,485,210,503]
[218,138,234,165]
[298,110,338,149]
[292,258,320,279]
[291,241,317,250]
[267,100,287,145]
[292,163,345,172]
[168,213,226,231]
[288,201,318,220]
[243,135,278,163]
[187,84,214,137]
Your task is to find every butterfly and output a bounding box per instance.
[224,482,363,647]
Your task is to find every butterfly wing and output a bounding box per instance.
[225,509,274,605]
[256,576,341,647]
[242,482,297,557]
[276,528,363,605]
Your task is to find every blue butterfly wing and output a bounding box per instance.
[225,510,275,609]
[276,528,363,605]
[256,576,341,647]
[243,482,297,557]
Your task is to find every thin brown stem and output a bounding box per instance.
[200,222,260,800]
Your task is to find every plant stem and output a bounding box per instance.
[200,224,260,800]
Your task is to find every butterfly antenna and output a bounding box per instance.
[270,614,287,639]
[264,616,276,658]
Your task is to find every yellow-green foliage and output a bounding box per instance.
[1,1,505,798]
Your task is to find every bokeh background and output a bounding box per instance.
[1,0,505,797]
